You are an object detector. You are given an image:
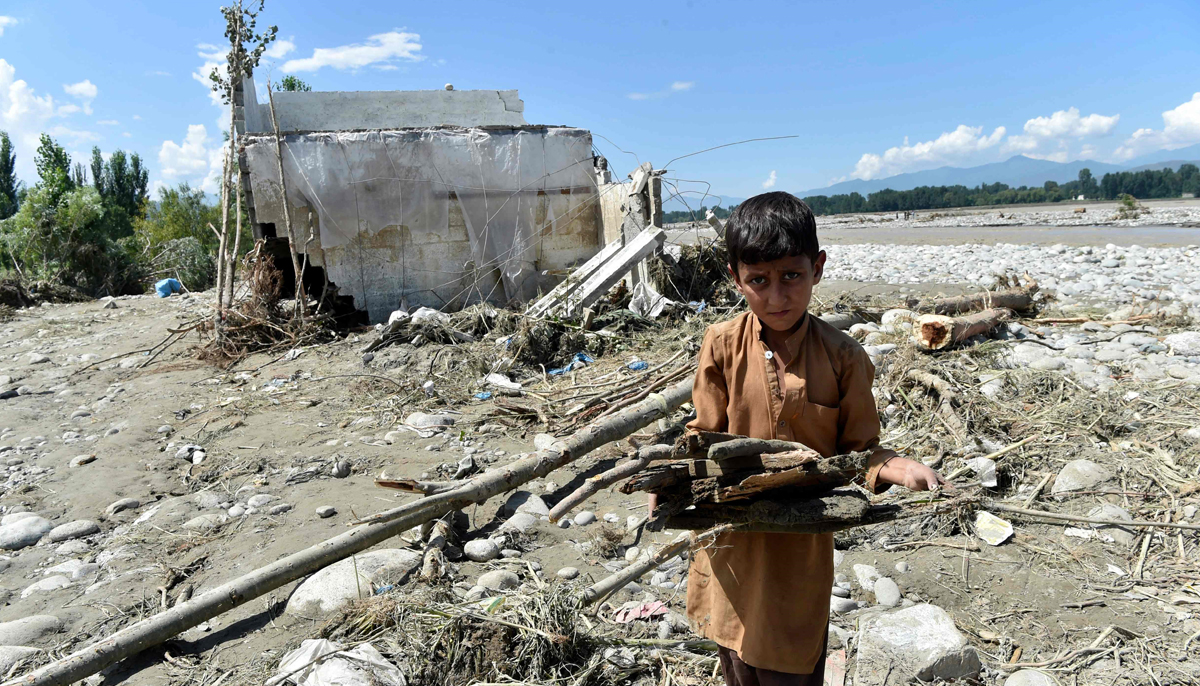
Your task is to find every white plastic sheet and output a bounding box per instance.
[243,127,599,321]
[268,639,405,686]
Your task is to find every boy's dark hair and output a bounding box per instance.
[724,192,819,271]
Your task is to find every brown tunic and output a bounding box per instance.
[685,311,894,674]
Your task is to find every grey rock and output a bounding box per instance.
[855,604,981,685]
[227,505,246,517]
[831,585,850,598]
[557,519,571,529]
[874,577,902,607]
[1165,331,1200,357]
[533,433,557,451]
[182,514,228,531]
[286,549,423,617]
[69,454,96,467]
[500,512,537,534]
[268,504,292,516]
[193,491,222,509]
[156,425,173,434]
[55,539,89,555]
[0,646,41,673]
[1086,504,1136,546]
[895,561,910,573]
[21,576,70,598]
[246,494,276,508]
[1004,670,1056,686]
[1030,357,1065,371]
[477,570,520,591]
[47,520,99,543]
[1,512,38,525]
[316,506,337,518]
[464,586,487,602]
[0,516,53,550]
[0,615,62,646]
[27,353,49,364]
[573,510,597,526]
[331,460,352,478]
[463,539,501,562]
[830,596,860,613]
[557,567,580,580]
[500,548,522,558]
[500,491,550,517]
[1051,459,1112,494]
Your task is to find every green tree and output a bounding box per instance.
[0,132,18,220]
[87,146,150,238]
[1078,168,1098,198]
[34,134,74,206]
[136,182,221,251]
[279,75,311,92]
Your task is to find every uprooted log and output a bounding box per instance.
[905,369,967,442]
[928,284,1038,316]
[914,307,1012,351]
[7,380,695,686]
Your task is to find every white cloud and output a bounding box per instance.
[193,43,227,107]
[628,80,697,101]
[46,125,98,144]
[132,114,141,120]
[147,70,171,77]
[97,119,118,126]
[1114,92,1200,160]
[851,125,1006,180]
[0,16,15,37]
[281,31,424,73]
[122,132,132,138]
[1022,107,1119,139]
[159,124,226,194]
[762,170,777,189]
[265,38,296,59]
[63,79,97,115]
[56,103,81,116]
[0,58,58,180]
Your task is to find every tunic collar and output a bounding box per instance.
[752,311,811,360]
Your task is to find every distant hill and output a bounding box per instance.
[1122,143,1200,168]
[795,155,1125,197]
[1126,159,1200,173]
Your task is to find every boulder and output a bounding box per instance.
[1004,670,1055,686]
[477,570,520,591]
[21,576,71,599]
[47,520,100,543]
[0,646,41,674]
[463,539,501,562]
[1164,331,1200,357]
[855,604,981,685]
[1051,459,1111,494]
[1086,504,1136,547]
[0,516,53,550]
[500,491,550,518]
[285,549,422,618]
[0,615,62,646]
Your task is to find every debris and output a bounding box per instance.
[612,600,669,623]
[548,352,594,376]
[854,604,981,685]
[928,284,1039,315]
[974,511,1014,546]
[914,308,1012,351]
[1050,459,1112,494]
[268,639,404,686]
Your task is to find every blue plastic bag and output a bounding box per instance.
[628,360,649,371]
[155,278,182,298]
[548,352,595,375]
[474,391,493,400]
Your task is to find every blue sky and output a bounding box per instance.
[1,0,1199,206]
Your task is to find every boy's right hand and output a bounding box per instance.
[647,493,658,513]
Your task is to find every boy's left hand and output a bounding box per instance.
[879,456,950,492]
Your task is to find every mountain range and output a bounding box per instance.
[662,144,1200,212]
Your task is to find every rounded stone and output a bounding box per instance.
[228,505,246,517]
[0,516,54,550]
[874,577,902,607]
[331,460,352,478]
[182,514,228,531]
[557,567,580,580]
[21,576,70,598]
[624,546,641,562]
[105,498,140,518]
[0,615,62,646]
[477,570,520,591]
[48,520,100,543]
[463,539,501,562]
[69,454,96,468]
[316,506,337,518]
[573,510,597,526]
[831,585,850,598]
[268,504,293,516]
[830,596,860,613]
[286,549,423,617]
[246,494,276,508]
[895,561,910,574]
[1004,670,1055,686]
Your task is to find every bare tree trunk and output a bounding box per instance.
[227,169,243,306]
[914,308,1011,351]
[929,284,1038,316]
[548,445,670,523]
[215,137,231,325]
[266,81,307,322]
[6,379,694,686]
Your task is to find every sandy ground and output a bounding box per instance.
[0,263,1196,683]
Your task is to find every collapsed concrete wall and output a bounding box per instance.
[242,126,602,323]
[241,77,526,133]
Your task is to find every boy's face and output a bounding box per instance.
[730,252,826,332]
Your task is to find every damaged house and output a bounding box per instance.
[236,80,614,323]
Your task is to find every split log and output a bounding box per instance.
[708,437,813,461]
[665,489,877,534]
[929,285,1038,316]
[7,379,695,686]
[374,477,468,495]
[548,445,671,523]
[622,450,866,500]
[914,308,1012,351]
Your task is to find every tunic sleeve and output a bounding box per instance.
[686,327,729,433]
[836,349,894,494]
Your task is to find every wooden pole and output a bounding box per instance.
[929,285,1037,316]
[265,80,308,322]
[5,379,694,686]
[914,308,1011,351]
[580,525,728,607]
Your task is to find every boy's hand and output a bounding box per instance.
[880,456,950,492]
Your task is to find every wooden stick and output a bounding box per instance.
[1022,473,1053,508]
[987,502,1200,532]
[580,525,729,606]
[548,445,671,523]
[929,285,1037,316]
[915,308,1012,351]
[945,436,1037,481]
[7,379,695,686]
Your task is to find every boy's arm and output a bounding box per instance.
[686,328,729,433]
[838,350,946,493]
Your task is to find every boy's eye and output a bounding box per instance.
[782,272,802,281]
[748,276,767,285]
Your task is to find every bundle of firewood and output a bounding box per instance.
[618,430,898,534]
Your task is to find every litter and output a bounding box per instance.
[549,352,595,375]
[474,392,493,401]
[268,639,405,686]
[154,278,182,298]
[628,360,649,371]
[612,599,669,623]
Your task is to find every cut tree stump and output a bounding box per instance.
[914,308,1012,351]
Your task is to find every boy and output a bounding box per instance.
[681,192,947,686]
